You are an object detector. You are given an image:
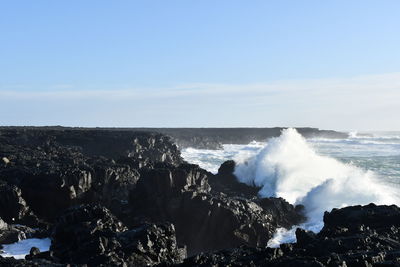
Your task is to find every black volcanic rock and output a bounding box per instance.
[0,128,182,221]
[179,204,400,266]
[322,203,400,230]
[0,181,38,226]
[0,218,44,245]
[0,256,65,267]
[50,205,185,266]
[210,160,304,229]
[0,128,182,164]
[209,160,260,198]
[129,163,304,256]
[256,198,305,229]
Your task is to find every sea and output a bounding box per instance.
[182,128,400,246]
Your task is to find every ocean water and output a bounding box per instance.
[182,129,400,246]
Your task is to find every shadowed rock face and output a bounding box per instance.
[129,162,304,256]
[49,205,186,266]
[0,181,37,225]
[209,160,261,198]
[0,217,45,245]
[179,204,400,266]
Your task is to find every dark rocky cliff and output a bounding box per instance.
[0,128,304,266]
[180,203,400,266]
[1,128,397,266]
[0,126,348,149]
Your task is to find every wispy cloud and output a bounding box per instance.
[1,72,400,100]
[1,72,400,130]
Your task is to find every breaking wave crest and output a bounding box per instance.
[234,128,399,239]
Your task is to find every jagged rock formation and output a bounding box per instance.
[129,161,304,256]
[47,205,186,266]
[0,128,304,265]
[179,203,400,266]
[0,128,182,164]
[0,217,45,245]
[0,181,38,226]
[208,160,260,198]
[0,129,181,221]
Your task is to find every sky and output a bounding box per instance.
[0,1,400,131]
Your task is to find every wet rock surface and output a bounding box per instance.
[0,127,397,266]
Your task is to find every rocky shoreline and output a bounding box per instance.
[0,127,349,150]
[0,128,398,266]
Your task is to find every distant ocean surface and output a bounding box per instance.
[182,129,400,245]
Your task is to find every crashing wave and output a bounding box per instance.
[234,128,399,243]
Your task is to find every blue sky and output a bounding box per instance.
[1,1,400,130]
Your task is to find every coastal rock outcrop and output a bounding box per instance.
[0,129,182,221]
[129,162,304,255]
[0,181,38,226]
[180,203,400,266]
[208,160,260,198]
[50,205,185,266]
[0,218,45,245]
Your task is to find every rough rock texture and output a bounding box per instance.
[210,160,305,229]
[0,181,38,226]
[0,128,182,164]
[209,160,260,198]
[0,218,45,245]
[0,256,66,267]
[179,204,400,266]
[0,128,181,221]
[49,205,185,266]
[130,162,304,256]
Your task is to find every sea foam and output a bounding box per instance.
[234,128,399,242]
